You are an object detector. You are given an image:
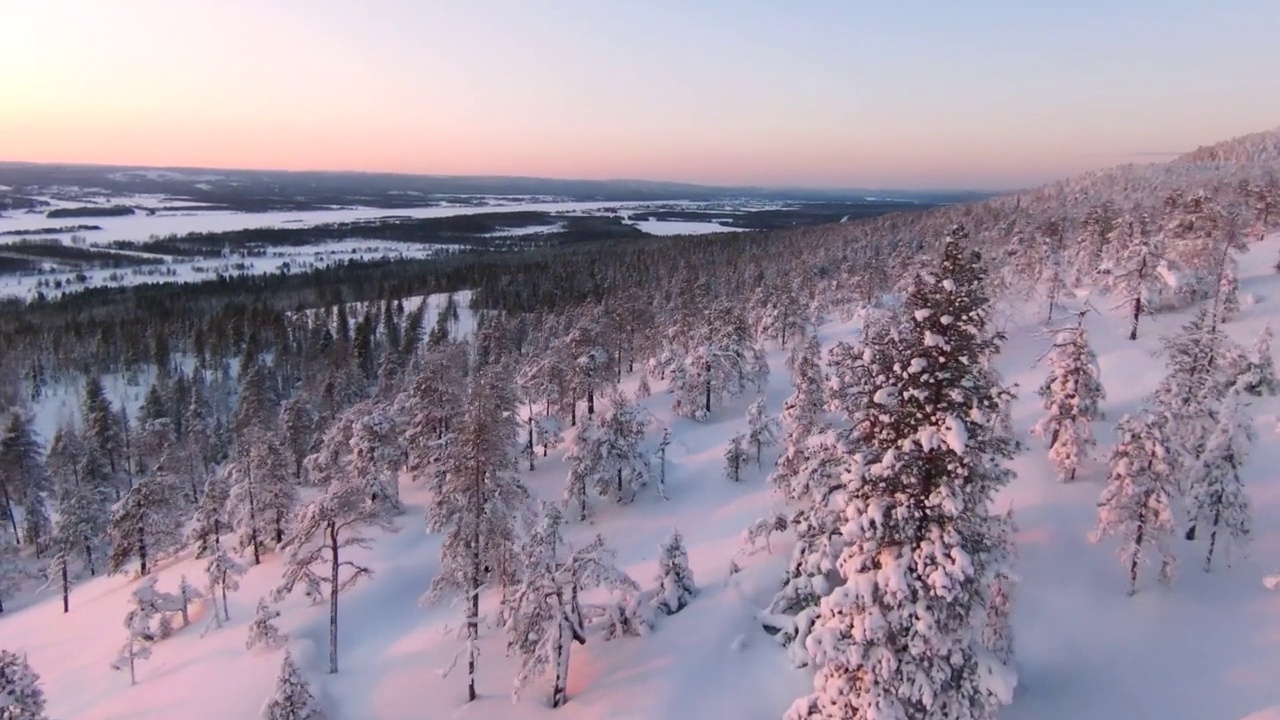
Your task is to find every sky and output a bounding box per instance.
[3,1,1280,191]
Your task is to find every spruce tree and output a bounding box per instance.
[1237,324,1279,396]
[106,471,185,576]
[1032,321,1106,482]
[425,363,529,702]
[1091,412,1179,595]
[788,226,1019,720]
[261,650,323,720]
[0,412,47,547]
[1186,390,1254,571]
[0,649,49,719]
[723,434,748,483]
[246,597,289,651]
[746,397,781,468]
[653,529,697,615]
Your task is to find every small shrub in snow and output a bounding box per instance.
[247,597,289,651]
[653,530,696,615]
[261,650,323,720]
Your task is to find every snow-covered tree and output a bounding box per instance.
[1102,210,1165,341]
[0,649,48,719]
[787,226,1019,720]
[724,433,749,483]
[261,650,323,720]
[1091,412,1179,595]
[1237,324,1279,396]
[0,536,26,613]
[1186,390,1254,571]
[177,574,203,627]
[0,412,49,549]
[225,364,295,565]
[425,364,529,701]
[246,597,289,651]
[782,334,825,438]
[279,397,317,482]
[187,471,230,558]
[746,397,781,467]
[506,505,638,708]
[47,425,109,576]
[982,510,1018,666]
[106,472,185,576]
[43,547,72,614]
[1031,321,1106,481]
[204,548,246,625]
[667,302,768,420]
[110,582,162,684]
[1150,306,1242,464]
[562,393,652,519]
[653,529,696,615]
[274,466,394,674]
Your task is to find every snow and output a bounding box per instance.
[0,200,750,247]
[8,235,1280,718]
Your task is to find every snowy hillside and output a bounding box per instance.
[5,222,1280,719]
[1177,126,1280,166]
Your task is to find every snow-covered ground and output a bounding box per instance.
[7,237,1280,719]
[0,199,745,247]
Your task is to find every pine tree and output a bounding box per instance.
[0,412,48,548]
[187,471,230,558]
[81,376,124,498]
[562,415,602,522]
[261,650,323,720]
[1031,320,1106,481]
[47,426,108,577]
[246,597,289,651]
[279,397,317,482]
[667,302,768,420]
[1237,324,1279,396]
[0,649,48,719]
[1102,210,1164,341]
[746,397,781,467]
[782,334,825,438]
[723,433,748,483]
[653,529,696,615]
[589,393,651,506]
[1091,413,1179,595]
[177,574,203,627]
[225,364,294,564]
[1186,390,1254,571]
[107,471,185,576]
[506,505,638,708]
[0,536,26,613]
[205,548,246,625]
[274,464,395,674]
[425,363,529,702]
[788,226,1019,720]
[110,582,161,684]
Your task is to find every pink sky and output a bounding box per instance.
[4,1,1280,190]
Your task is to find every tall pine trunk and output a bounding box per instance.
[328,520,340,674]
[60,558,70,613]
[1128,516,1146,596]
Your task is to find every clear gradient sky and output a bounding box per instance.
[3,1,1280,190]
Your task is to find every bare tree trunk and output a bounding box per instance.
[1128,519,1146,596]
[328,521,340,674]
[61,560,70,613]
[0,482,18,542]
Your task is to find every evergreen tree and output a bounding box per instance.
[723,433,748,483]
[106,471,185,576]
[47,426,108,577]
[187,471,230,558]
[0,649,48,719]
[425,364,529,702]
[261,650,323,720]
[177,574,203,627]
[274,464,395,674]
[0,413,48,547]
[1031,320,1106,482]
[246,597,289,651]
[506,505,637,708]
[1102,210,1164,341]
[1186,390,1254,571]
[653,529,696,615]
[205,548,246,625]
[44,547,72,614]
[782,334,825,438]
[110,581,162,684]
[1237,324,1279,396]
[788,226,1019,720]
[1091,412,1179,595]
[225,364,294,564]
[746,397,781,467]
[81,376,124,498]
[0,536,26,613]
[278,397,317,482]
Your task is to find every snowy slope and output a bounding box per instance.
[7,239,1280,719]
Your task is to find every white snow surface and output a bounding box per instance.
[8,236,1280,718]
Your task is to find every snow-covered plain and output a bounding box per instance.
[0,199,746,246]
[8,238,1280,719]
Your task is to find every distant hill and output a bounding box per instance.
[1175,125,1280,165]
